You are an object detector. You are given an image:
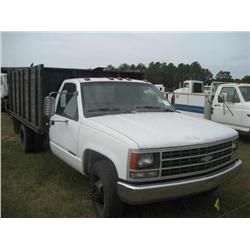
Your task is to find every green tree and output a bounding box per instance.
[189,61,203,80]
[215,71,233,82]
[106,64,115,70]
[118,63,130,71]
[241,75,250,83]
[130,64,136,70]
[136,63,147,71]
[201,68,213,81]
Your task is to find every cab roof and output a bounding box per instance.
[76,77,151,84]
[213,82,250,87]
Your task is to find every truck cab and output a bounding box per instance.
[176,80,204,94]
[211,83,250,133]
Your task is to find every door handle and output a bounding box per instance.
[50,119,68,125]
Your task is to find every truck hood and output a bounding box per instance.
[89,112,238,149]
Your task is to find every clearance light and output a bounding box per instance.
[125,77,132,81]
[117,77,123,80]
[108,76,114,80]
[84,77,91,81]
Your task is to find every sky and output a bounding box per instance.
[1,32,250,79]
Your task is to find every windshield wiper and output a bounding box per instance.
[87,108,134,113]
[87,108,119,112]
[135,106,174,112]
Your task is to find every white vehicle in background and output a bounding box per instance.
[168,80,206,117]
[155,84,165,93]
[212,83,250,133]
[175,80,204,94]
[1,73,8,112]
[168,80,250,133]
[204,85,212,94]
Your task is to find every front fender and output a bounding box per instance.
[78,123,138,180]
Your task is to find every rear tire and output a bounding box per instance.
[90,160,124,218]
[13,119,20,134]
[20,124,35,153]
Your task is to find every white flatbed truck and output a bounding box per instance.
[7,65,242,217]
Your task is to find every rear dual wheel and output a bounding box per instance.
[20,125,35,153]
[19,124,44,153]
[13,118,20,134]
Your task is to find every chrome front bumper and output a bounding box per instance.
[117,159,242,205]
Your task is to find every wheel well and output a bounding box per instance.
[83,150,115,176]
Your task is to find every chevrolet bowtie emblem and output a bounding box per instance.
[201,155,213,162]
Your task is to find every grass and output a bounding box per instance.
[1,112,250,217]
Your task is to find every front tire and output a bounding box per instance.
[90,160,124,218]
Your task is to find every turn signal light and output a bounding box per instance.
[130,153,137,170]
[130,171,159,179]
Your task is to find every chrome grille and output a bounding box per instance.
[160,140,235,179]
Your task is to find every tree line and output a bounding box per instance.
[106,62,250,91]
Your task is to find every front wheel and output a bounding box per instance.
[90,160,124,218]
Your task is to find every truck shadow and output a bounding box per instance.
[239,133,250,143]
[123,192,221,218]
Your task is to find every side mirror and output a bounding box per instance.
[218,94,224,103]
[218,93,227,103]
[44,96,55,117]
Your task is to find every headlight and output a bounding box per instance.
[130,152,160,170]
[137,153,154,168]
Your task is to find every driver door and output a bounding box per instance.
[49,82,80,168]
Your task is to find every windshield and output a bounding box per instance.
[81,81,174,117]
[239,86,250,102]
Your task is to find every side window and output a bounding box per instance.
[193,82,203,93]
[218,87,240,103]
[232,90,240,103]
[56,83,78,120]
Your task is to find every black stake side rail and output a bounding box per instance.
[7,64,144,135]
